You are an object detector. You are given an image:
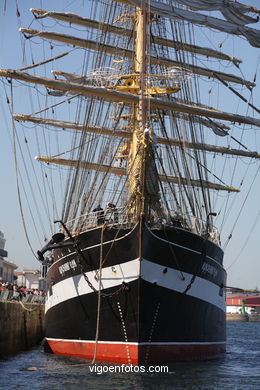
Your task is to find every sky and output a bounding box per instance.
[0,0,259,289]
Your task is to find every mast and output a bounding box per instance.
[129,4,149,218]
[0,2,259,234]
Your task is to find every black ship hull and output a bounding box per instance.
[44,223,226,364]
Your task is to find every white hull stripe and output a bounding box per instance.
[45,258,140,312]
[141,259,225,312]
[46,338,226,346]
[46,258,225,313]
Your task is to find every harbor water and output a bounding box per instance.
[0,322,259,390]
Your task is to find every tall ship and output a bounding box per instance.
[1,0,260,364]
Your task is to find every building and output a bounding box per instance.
[226,295,260,315]
[16,269,41,289]
[0,230,18,282]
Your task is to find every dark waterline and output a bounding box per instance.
[0,322,259,390]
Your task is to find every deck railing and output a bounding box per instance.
[64,207,220,244]
[66,207,134,233]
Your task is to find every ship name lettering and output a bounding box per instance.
[59,259,77,275]
[201,262,218,278]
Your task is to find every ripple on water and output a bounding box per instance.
[0,322,259,390]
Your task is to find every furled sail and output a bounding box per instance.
[35,155,240,192]
[20,28,252,86]
[121,0,260,47]
[13,114,260,159]
[173,0,260,26]
[30,8,242,65]
[1,0,258,365]
[1,70,259,126]
[0,0,259,244]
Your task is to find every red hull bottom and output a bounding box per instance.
[47,339,226,364]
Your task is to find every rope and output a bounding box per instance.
[10,82,38,259]
[80,222,137,296]
[226,209,260,270]
[183,234,209,294]
[223,164,260,249]
[62,221,138,297]
[18,300,38,312]
[145,223,185,280]
[91,225,104,364]
[162,225,185,281]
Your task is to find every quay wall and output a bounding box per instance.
[0,301,44,357]
[226,313,260,322]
